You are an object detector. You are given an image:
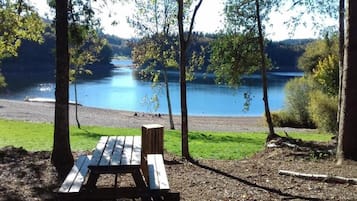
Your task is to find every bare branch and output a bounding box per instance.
[186,0,203,43]
[279,170,357,185]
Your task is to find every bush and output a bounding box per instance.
[313,54,339,96]
[271,111,315,128]
[284,77,316,128]
[308,90,338,133]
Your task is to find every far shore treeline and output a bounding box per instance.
[2,25,312,76]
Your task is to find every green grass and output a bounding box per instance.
[0,119,332,160]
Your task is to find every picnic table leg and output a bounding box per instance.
[114,173,118,189]
[132,168,149,200]
[85,173,99,190]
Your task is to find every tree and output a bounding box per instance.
[0,0,44,87]
[177,0,203,159]
[215,0,276,140]
[255,0,276,140]
[69,26,107,129]
[49,0,107,179]
[51,0,74,179]
[209,33,260,87]
[129,0,178,130]
[298,34,339,74]
[337,0,357,162]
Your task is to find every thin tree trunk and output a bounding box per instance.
[177,0,202,159]
[177,0,189,159]
[163,68,175,130]
[336,0,344,140]
[255,0,275,141]
[74,75,81,129]
[337,0,357,163]
[51,0,74,180]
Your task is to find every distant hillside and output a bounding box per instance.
[266,39,314,71]
[2,28,116,74]
[132,33,313,73]
[103,34,132,58]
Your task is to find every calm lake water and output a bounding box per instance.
[0,60,303,116]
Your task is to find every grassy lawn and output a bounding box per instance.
[0,119,332,160]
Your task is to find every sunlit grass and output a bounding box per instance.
[0,119,332,160]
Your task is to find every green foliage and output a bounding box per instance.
[265,39,311,70]
[97,43,113,64]
[313,54,339,96]
[270,111,308,128]
[0,119,332,159]
[128,0,178,36]
[284,77,316,128]
[298,35,339,73]
[308,90,338,133]
[69,27,107,81]
[224,0,276,35]
[298,40,329,73]
[0,73,6,88]
[132,34,179,88]
[0,2,45,60]
[278,35,339,130]
[208,33,261,87]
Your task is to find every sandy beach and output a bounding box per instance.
[0,99,312,132]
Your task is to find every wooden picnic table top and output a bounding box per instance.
[88,136,142,173]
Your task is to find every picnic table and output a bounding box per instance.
[86,135,147,199]
[57,134,179,201]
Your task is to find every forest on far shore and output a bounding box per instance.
[1,28,312,74]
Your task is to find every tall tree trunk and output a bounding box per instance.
[51,0,74,180]
[177,0,189,159]
[337,0,357,163]
[337,0,345,140]
[163,68,175,130]
[177,0,202,159]
[255,0,275,141]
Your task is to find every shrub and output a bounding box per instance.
[270,111,315,128]
[308,90,338,133]
[284,77,316,128]
[313,54,339,96]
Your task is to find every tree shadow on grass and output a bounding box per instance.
[189,131,264,146]
[71,128,141,140]
[189,159,322,201]
[71,128,105,140]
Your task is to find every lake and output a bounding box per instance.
[0,60,302,116]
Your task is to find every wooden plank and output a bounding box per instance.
[147,154,160,190]
[89,136,108,167]
[154,154,170,190]
[131,136,141,165]
[99,136,116,166]
[69,155,92,192]
[147,154,170,190]
[111,136,125,165]
[121,136,134,165]
[58,155,87,192]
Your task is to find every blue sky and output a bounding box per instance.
[29,0,338,41]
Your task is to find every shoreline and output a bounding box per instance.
[0,99,314,132]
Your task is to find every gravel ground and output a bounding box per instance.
[0,99,314,133]
[1,99,356,201]
[1,146,356,201]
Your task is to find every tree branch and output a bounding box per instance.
[279,170,357,185]
[186,0,203,43]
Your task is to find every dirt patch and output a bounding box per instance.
[0,144,356,201]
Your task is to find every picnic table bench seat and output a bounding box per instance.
[147,154,179,201]
[57,155,91,200]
